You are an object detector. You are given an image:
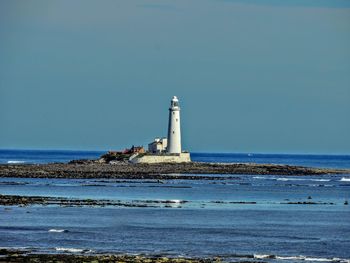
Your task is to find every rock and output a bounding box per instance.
[1,162,348,180]
[0,249,221,263]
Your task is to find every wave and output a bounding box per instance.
[253,254,350,262]
[340,177,350,182]
[55,247,92,253]
[277,178,330,182]
[168,200,182,203]
[253,176,331,182]
[0,246,31,250]
[48,229,68,233]
[7,160,26,164]
[254,254,274,259]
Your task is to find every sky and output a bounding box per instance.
[0,0,349,154]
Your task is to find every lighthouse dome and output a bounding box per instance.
[171,96,180,108]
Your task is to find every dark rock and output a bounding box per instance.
[0,249,222,263]
[1,162,347,180]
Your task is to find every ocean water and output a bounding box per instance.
[0,150,350,262]
[0,149,104,165]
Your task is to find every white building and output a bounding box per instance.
[167,96,182,154]
[148,137,168,153]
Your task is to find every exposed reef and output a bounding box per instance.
[0,194,187,208]
[0,249,228,263]
[0,162,349,179]
[0,194,344,208]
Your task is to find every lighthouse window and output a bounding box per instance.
[176,119,178,122]
[173,112,175,115]
[173,131,175,134]
[173,102,179,107]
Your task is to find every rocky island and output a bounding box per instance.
[0,160,348,180]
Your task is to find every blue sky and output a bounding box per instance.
[0,0,349,154]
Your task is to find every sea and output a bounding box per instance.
[0,149,350,263]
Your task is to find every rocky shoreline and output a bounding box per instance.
[0,162,349,179]
[0,249,220,263]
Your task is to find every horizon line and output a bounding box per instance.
[0,148,349,156]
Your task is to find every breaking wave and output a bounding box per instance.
[168,200,182,203]
[277,178,331,182]
[253,254,350,262]
[253,176,331,182]
[48,229,68,233]
[340,177,350,182]
[55,247,93,253]
[7,160,26,164]
[253,176,270,180]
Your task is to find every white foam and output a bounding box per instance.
[48,229,67,233]
[310,179,331,182]
[55,247,88,253]
[274,255,350,262]
[253,176,268,180]
[275,256,299,260]
[0,246,30,250]
[340,177,350,182]
[254,254,273,259]
[333,258,350,263]
[253,176,331,182]
[170,200,182,203]
[7,160,26,164]
[277,178,330,182]
[281,256,329,261]
[304,257,333,262]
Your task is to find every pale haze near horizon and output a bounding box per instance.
[0,0,349,154]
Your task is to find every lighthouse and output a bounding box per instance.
[167,96,182,154]
[130,95,191,163]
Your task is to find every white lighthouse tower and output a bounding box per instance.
[130,95,191,163]
[167,96,182,154]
